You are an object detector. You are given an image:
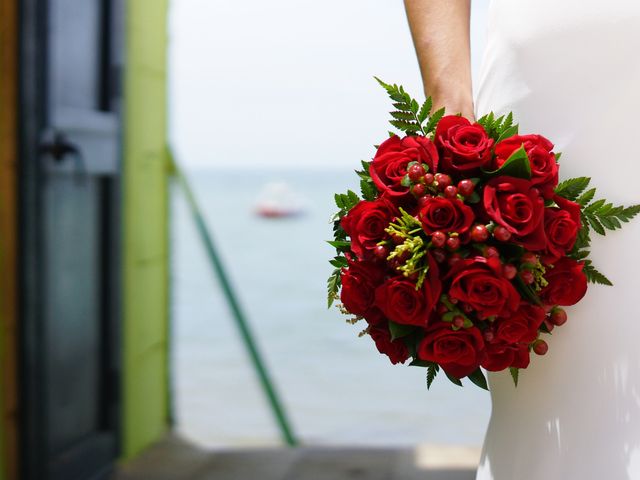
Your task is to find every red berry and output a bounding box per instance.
[448,253,463,267]
[424,173,435,184]
[435,173,452,190]
[374,245,389,260]
[432,248,446,263]
[485,246,500,258]
[533,340,549,356]
[444,185,458,198]
[493,225,512,242]
[502,264,517,280]
[520,270,535,284]
[412,183,426,197]
[446,235,461,251]
[484,330,495,343]
[437,303,448,315]
[391,234,404,244]
[408,163,425,181]
[452,315,465,328]
[470,224,489,243]
[550,308,568,326]
[458,179,475,196]
[417,195,430,207]
[462,303,473,313]
[431,231,446,248]
[521,252,538,265]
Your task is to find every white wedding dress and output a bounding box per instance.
[474,1,640,479]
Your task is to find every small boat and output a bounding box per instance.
[254,181,306,218]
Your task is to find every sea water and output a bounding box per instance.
[171,168,491,448]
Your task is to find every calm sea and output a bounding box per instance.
[171,168,491,448]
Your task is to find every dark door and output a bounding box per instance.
[19,0,123,479]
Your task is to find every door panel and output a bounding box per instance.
[20,0,123,478]
[44,175,101,455]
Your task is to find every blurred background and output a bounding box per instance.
[0,1,491,479]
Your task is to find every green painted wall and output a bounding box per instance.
[122,0,171,459]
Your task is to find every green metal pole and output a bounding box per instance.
[169,152,298,447]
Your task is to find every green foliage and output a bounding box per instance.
[467,368,489,391]
[356,160,377,201]
[427,363,439,389]
[477,111,519,142]
[558,177,640,285]
[481,144,531,180]
[509,367,519,387]
[582,260,613,286]
[555,176,591,201]
[374,77,441,136]
[327,268,341,308]
[389,321,414,341]
[445,371,463,387]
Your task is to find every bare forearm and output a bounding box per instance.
[404,0,473,118]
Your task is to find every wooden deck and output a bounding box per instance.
[114,436,478,480]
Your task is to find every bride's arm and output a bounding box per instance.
[404,0,474,119]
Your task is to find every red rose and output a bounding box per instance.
[369,326,410,365]
[495,302,546,344]
[434,115,494,173]
[418,197,475,235]
[494,134,558,199]
[340,198,397,260]
[374,255,441,327]
[482,342,530,371]
[543,195,582,264]
[370,135,439,198]
[540,257,588,306]
[360,307,386,327]
[418,324,485,378]
[483,176,547,250]
[340,259,385,317]
[448,256,520,319]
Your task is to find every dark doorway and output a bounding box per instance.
[19,0,123,479]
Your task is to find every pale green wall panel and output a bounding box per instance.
[122,0,171,460]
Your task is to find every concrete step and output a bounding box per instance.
[113,435,478,480]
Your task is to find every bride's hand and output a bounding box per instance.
[431,91,475,121]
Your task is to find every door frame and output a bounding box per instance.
[18,0,123,478]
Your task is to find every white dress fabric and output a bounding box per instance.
[475,1,640,479]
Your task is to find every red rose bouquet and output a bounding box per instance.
[327,79,640,389]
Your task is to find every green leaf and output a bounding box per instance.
[400,175,412,187]
[427,363,439,389]
[389,119,421,133]
[327,268,341,308]
[425,107,445,134]
[445,371,463,387]
[390,110,416,121]
[514,275,542,305]
[327,240,351,249]
[388,321,414,341]
[509,367,519,387]
[555,177,590,201]
[329,256,348,268]
[583,262,613,286]
[418,97,432,123]
[409,359,431,367]
[466,191,481,204]
[467,368,489,390]
[587,215,605,235]
[496,124,519,144]
[576,188,596,206]
[360,179,377,201]
[482,144,531,179]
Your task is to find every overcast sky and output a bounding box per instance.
[168,0,490,169]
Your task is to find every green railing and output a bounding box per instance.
[169,153,298,446]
